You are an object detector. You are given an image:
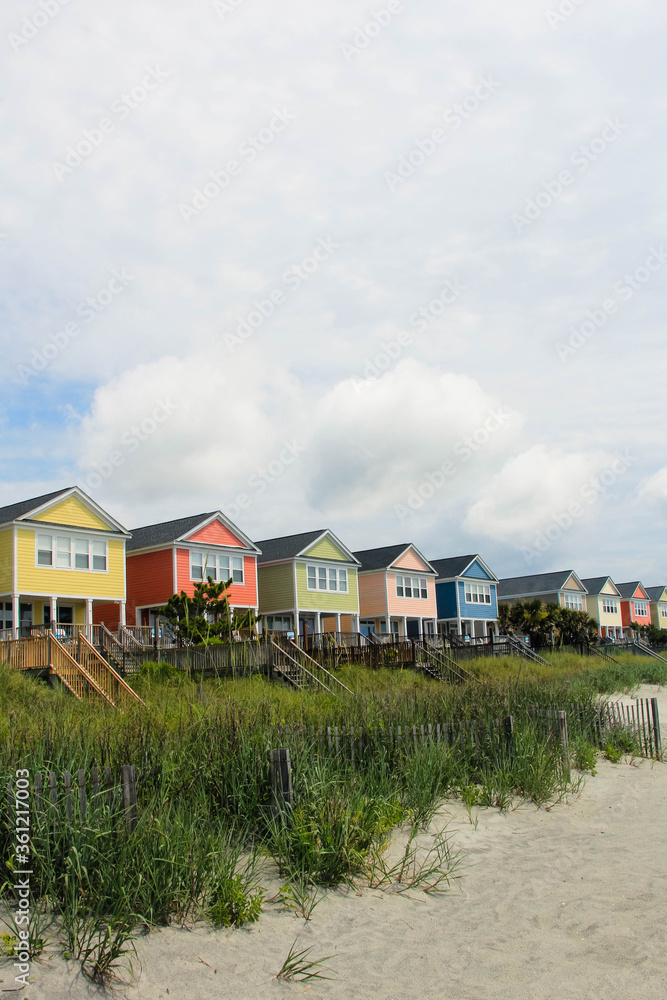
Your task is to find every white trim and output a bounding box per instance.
[12,525,17,594]
[386,544,438,576]
[15,487,130,536]
[33,530,109,574]
[172,545,178,593]
[295,529,361,565]
[175,511,261,555]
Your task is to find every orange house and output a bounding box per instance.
[106,511,260,629]
[616,581,652,632]
[352,543,438,638]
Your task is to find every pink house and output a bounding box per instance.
[352,543,438,638]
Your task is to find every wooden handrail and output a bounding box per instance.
[285,639,353,694]
[78,634,144,707]
[50,635,112,704]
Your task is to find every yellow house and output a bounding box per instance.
[580,576,625,639]
[0,487,130,639]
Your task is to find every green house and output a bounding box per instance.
[255,529,360,636]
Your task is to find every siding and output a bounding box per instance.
[16,529,125,599]
[435,581,458,620]
[386,573,437,618]
[461,560,493,580]
[0,529,12,593]
[304,536,350,561]
[457,581,498,620]
[175,549,258,607]
[392,549,431,572]
[187,521,246,546]
[32,496,111,530]
[358,571,387,618]
[93,602,122,628]
[258,563,294,613]
[126,548,174,623]
[296,564,359,612]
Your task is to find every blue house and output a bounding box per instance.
[429,554,499,639]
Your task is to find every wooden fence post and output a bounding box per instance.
[268,748,294,815]
[557,710,570,774]
[650,698,662,758]
[503,715,514,758]
[121,765,138,830]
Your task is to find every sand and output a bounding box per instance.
[11,685,667,1000]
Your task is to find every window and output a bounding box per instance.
[75,539,89,569]
[395,575,428,599]
[306,564,348,592]
[602,599,618,615]
[265,615,292,631]
[464,582,492,604]
[634,600,648,617]
[35,533,107,573]
[37,534,52,566]
[563,593,583,610]
[190,551,244,584]
[0,603,12,630]
[660,604,667,619]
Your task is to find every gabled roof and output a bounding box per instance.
[580,576,621,597]
[352,543,436,574]
[498,570,587,599]
[0,486,129,535]
[128,512,260,554]
[255,529,359,565]
[645,586,667,602]
[616,581,649,600]
[429,554,497,582]
[0,488,71,524]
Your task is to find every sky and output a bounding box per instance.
[1,0,666,583]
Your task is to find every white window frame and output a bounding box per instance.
[660,604,667,619]
[464,582,492,605]
[395,575,428,600]
[602,599,618,615]
[34,532,108,573]
[305,563,348,593]
[563,593,584,610]
[190,550,244,585]
[634,600,648,617]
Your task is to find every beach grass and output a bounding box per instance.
[1,651,663,982]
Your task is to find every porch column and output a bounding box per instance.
[315,611,321,634]
[334,612,341,634]
[11,593,19,639]
[119,601,126,626]
[49,596,57,627]
[85,599,93,625]
[401,616,407,637]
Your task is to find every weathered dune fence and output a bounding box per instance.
[530,697,661,760]
[273,715,517,766]
[157,641,272,676]
[5,765,139,831]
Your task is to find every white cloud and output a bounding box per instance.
[464,445,617,542]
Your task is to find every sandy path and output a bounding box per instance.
[15,685,667,1000]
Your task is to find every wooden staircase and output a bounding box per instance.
[270,639,352,695]
[417,641,477,684]
[505,634,553,667]
[1,633,143,708]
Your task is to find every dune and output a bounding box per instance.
[18,685,667,1000]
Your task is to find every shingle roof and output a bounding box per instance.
[352,544,435,573]
[498,570,583,598]
[645,586,667,601]
[429,555,480,580]
[255,530,328,563]
[127,513,217,551]
[580,576,614,596]
[615,581,646,599]
[0,487,73,525]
